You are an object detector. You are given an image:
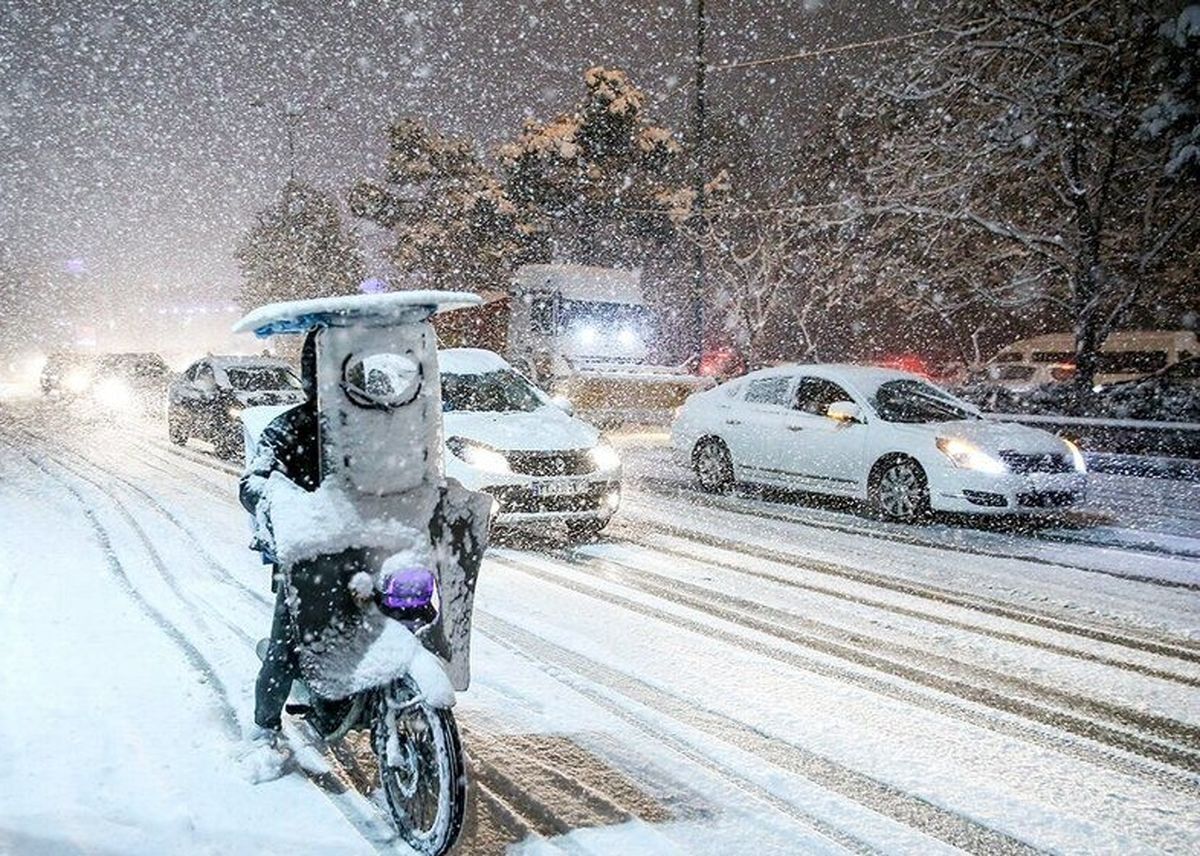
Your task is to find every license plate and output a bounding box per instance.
[532,480,584,497]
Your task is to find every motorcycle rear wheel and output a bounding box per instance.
[372,679,465,855]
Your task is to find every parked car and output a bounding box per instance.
[168,356,305,458]
[962,361,1075,394]
[40,351,97,396]
[1093,356,1200,422]
[440,348,622,539]
[672,364,1087,522]
[93,353,171,413]
[42,351,170,413]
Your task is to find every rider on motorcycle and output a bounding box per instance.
[239,330,320,734]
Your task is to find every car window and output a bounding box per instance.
[1165,358,1200,380]
[226,366,302,391]
[792,377,854,416]
[1098,350,1168,373]
[1031,350,1074,363]
[742,377,792,406]
[992,365,1036,381]
[442,370,545,413]
[195,364,217,391]
[872,379,978,423]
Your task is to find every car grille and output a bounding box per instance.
[485,482,615,514]
[1017,490,1081,508]
[503,449,596,477]
[998,451,1073,474]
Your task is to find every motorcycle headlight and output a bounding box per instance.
[1063,438,1087,473]
[590,443,621,471]
[447,437,512,474]
[936,436,1007,475]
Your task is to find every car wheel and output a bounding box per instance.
[168,414,188,446]
[214,433,241,462]
[566,518,607,542]
[871,457,931,523]
[693,438,734,494]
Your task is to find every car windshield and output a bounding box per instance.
[225,365,302,392]
[442,370,545,413]
[991,365,1035,381]
[97,354,168,381]
[872,379,979,424]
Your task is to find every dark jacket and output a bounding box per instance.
[239,399,322,519]
[240,329,322,523]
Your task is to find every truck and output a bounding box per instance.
[435,264,712,426]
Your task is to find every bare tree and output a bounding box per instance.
[236,179,364,310]
[848,0,1199,394]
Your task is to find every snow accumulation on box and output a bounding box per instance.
[232,290,482,337]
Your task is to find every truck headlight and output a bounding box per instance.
[447,437,512,474]
[1063,438,1087,473]
[936,437,1007,475]
[590,443,621,471]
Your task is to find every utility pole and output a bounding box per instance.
[690,0,708,364]
[284,106,301,181]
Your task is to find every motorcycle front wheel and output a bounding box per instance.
[371,678,466,855]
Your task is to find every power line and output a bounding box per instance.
[710,27,939,72]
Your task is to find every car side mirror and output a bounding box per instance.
[551,395,575,416]
[826,401,863,424]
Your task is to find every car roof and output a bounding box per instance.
[204,355,294,370]
[735,363,918,386]
[438,348,512,375]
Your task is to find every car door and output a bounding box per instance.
[727,376,797,481]
[190,363,223,441]
[765,375,867,494]
[171,362,203,425]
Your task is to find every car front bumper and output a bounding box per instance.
[930,468,1087,514]
[482,479,623,525]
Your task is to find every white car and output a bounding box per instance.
[440,349,622,538]
[672,364,1087,522]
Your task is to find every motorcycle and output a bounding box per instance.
[236,291,489,855]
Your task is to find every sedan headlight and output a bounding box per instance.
[64,368,92,393]
[93,377,133,410]
[1063,438,1087,473]
[590,443,621,471]
[936,436,1007,475]
[447,437,512,474]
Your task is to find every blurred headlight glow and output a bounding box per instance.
[64,368,92,394]
[448,437,512,474]
[93,377,133,410]
[935,437,1007,475]
[1063,438,1087,473]
[590,444,621,470]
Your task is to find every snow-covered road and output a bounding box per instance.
[2,399,1198,855]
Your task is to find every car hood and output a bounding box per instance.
[912,418,1067,454]
[444,406,599,452]
[234,389,307,408]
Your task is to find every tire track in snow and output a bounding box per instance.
[10,445,241,740]
[478,612,1041,856]
[616,514,1200,664]
[635,477,1200,585]
[596,532,1200,689]
[488,552,1200,791]
[5,431,402,854]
